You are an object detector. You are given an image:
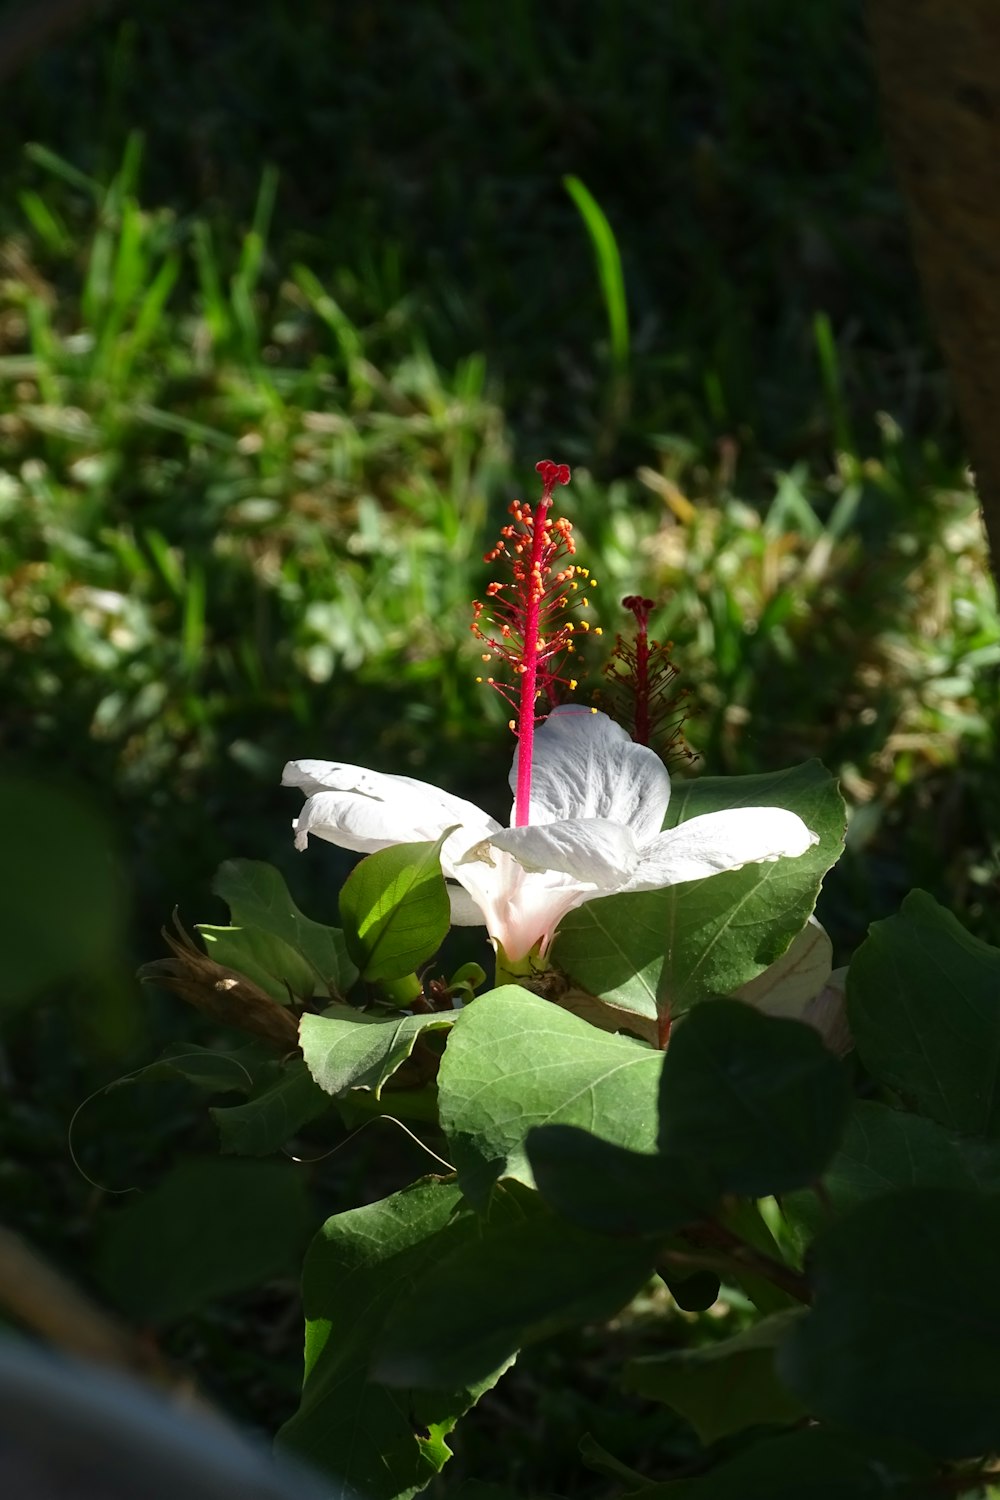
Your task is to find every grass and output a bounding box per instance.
[2,0,999,1485]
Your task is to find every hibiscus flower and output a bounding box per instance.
[283,706,818,963]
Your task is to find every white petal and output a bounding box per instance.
[287,764,499,856]
[489,817,639,888]
[284,759,497,835]
[447,883,485,927]
[510,707,672,840]
[451,849,597,963]
[801,967,852,1057]
[625,806,818,890]
[732,916,833,1016]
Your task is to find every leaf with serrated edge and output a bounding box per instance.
[437,985,662,1208]
[552,761,845,1019]
[300,1007,454,1100]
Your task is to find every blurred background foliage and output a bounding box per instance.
[1,0,999,1482]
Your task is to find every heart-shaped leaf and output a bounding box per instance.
[437,985,662,1207]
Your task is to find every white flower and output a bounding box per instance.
[282,707,819,963]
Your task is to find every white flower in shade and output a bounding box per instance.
[282,707,819,963]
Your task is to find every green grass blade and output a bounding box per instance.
[563,174,630,376]
[23,142,101,198]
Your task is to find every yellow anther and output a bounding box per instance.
[569,678,578,690]
[508,719,516,731]
[582,597,589,607]
[579,620,590,632]
[594,627,603,636]
[481,653,492,661]
[475,676,483,683]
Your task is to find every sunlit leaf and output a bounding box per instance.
[338,834,452,982]
[300,1006,453,1099]
[436,985,662,1207]
[552,762,845,1019]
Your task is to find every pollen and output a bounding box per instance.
[471,458,590,823]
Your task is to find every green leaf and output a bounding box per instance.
[785,1099,1000,1244]
[625,1430,936,1499]
[552,761,845,1019]
[144,1042,263,1094]
[373,1186,655,1390]
[526,1126,714,1236]
[338,835,452,982]
[300,1006,454,1099]
[778,1187,1000,1458]
[847,889,1000,1136]
[657,1002,850,1195]
[436,985,663,1207]
[211,1059,331,1154]
[95,1158,313,1323]
[197,923,316,1003]
[213,858,355,996]
[622,1310,807,1443]
[528,1005,846,1253]
[276,1178,508,1500]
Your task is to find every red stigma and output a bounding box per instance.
[535,459,571,497]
